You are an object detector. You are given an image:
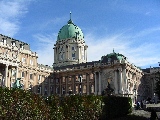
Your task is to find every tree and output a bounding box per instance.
[154,71,160,99]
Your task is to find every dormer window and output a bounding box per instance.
[2,38,6,44]
[20,44,24,49]
[12,41,15,46]
[108,58,111,62]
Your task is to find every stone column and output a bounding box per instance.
[8,69,11,89]
[42,76,45,96]
[65,76,68,96]
[77,46,80,63]
[87,73,90,95]
[94,72,97,95]
[5,64,8,87]
[59,77,62,96]
[15,66,18,80]
[25,71,28,90]
[119,68,123,94]
[98,71,101,95]
[114,70,118,94]
[79,46,81,60]
[54,47,56,63]
[72,75,75,94]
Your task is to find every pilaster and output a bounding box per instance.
[86,73,89,95]
[114,69,118,94]
[5,64,8,87]
[94,72,97,95]
[118,68,123,94]
[98,71,101,95]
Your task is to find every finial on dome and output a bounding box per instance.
[70,11,71,20]
[113,48,115,53]
[68,11,73,24]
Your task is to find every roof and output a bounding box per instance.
[57,13,84,41]
[101,51,126,63]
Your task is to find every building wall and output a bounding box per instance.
[0,34,53,94]
[53,38,88,67]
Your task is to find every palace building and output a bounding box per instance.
[0,13,158,103]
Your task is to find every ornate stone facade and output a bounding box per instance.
[51,15,143,105]
[0,14,157,105]
[0,34,53,95]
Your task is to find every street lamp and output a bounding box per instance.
[78,75,83,95]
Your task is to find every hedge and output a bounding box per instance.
[102,95,132,119]
[0,87,132,119]
[0,87,50,119]
[47,95,102,120]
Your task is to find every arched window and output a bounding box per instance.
[83,85,86,93]
[91,85,94,93]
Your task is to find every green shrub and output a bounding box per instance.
[102,96,132,119]
[47,95,102,120]
[0,87,50,119]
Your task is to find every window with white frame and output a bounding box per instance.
[22,57,26,63]
[12,41,15,46]
[3,39,6,44]
[30,59,33,65]
[20,44,24,49]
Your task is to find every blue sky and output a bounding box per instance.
[0,0,160,69]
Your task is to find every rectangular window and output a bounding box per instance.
[38,75,41,80]
[62,87,65,94]
[76,86,79,94]
[3,39,6,44]
[72,47,74,50]
[21,72,25,78]
[72,53,75,57]
[30,59,33,65]
[56,79,59,84]
[72,53,75,60]
[20,44,24,49]
[62,77,65,83]
[37,86,41,93]
[90,73,93,79]
[50,86,54,94]
[30,74,33,79]
[12,41,15,46]
[22,57,26,63]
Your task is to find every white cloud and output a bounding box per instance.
[33,27,160,69]
[85,29,160,68]
[0,0,30,36]
[33,34,56,67]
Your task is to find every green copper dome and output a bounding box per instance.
[57,16,84,41]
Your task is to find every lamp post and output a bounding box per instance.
[79,75,82,96]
